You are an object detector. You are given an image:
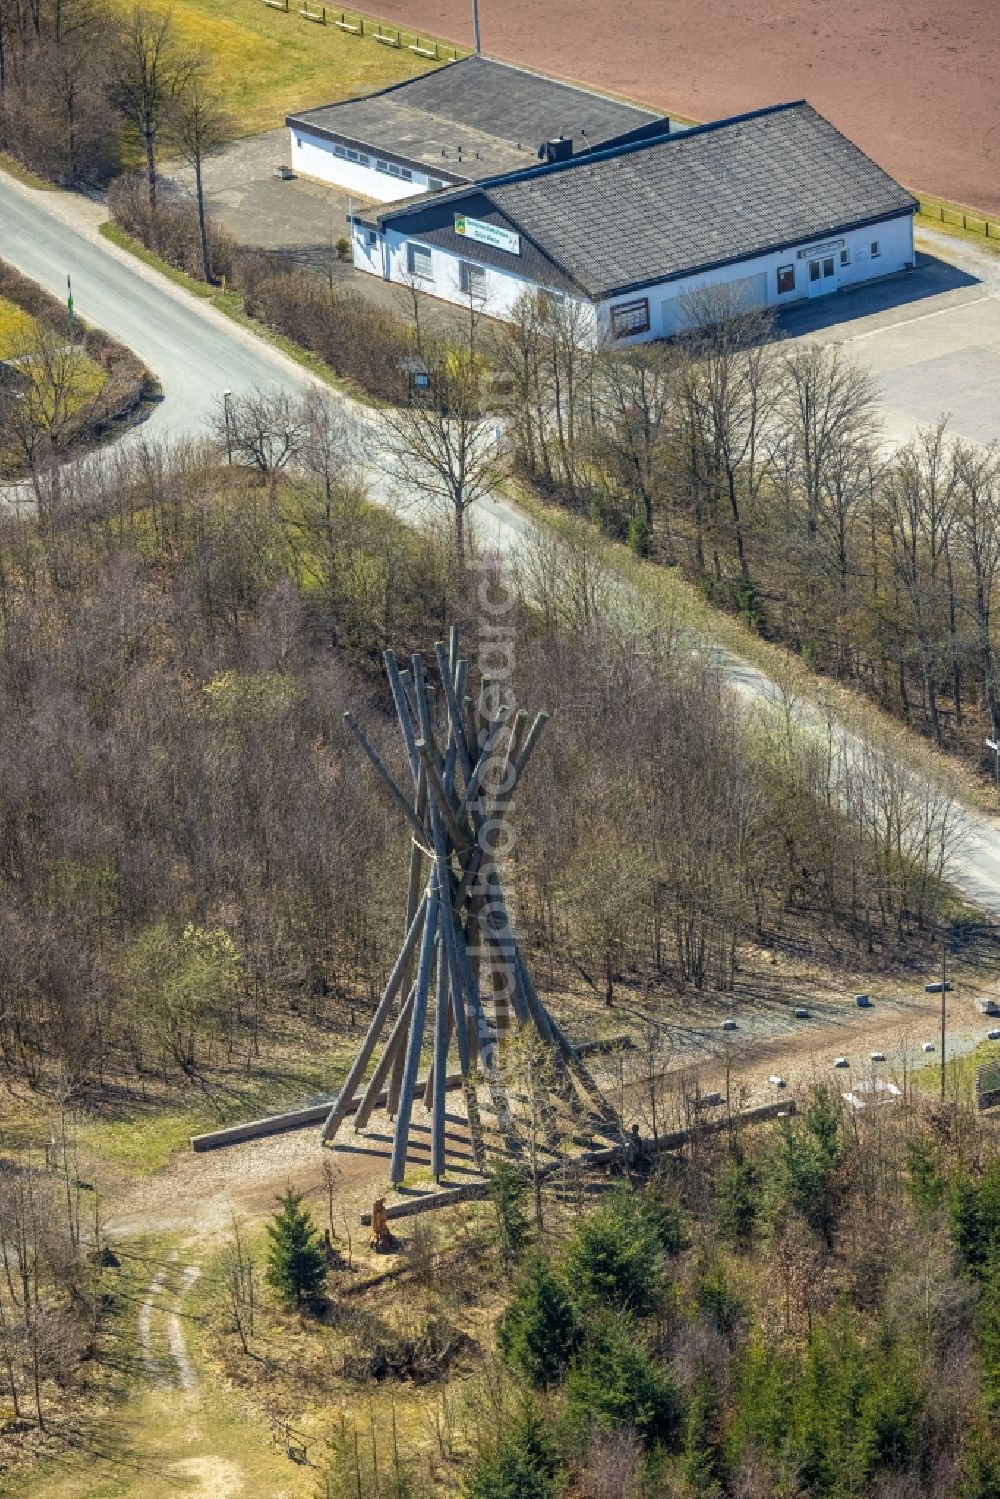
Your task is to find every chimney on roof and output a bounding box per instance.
[540,135,572,163]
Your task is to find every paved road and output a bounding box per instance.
[0,170,535,550]
[4,169,1000,913]
[0,175,317,446]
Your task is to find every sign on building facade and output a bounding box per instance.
[454,214,521,255]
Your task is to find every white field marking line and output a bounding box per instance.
[167,1265,202,1393]
[842,291,995,342]
[138,1268,168,1386]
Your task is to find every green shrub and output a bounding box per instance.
[464,1403,558,1499]
[639,1189,690,1257]
[265,1188,326,1303]
[777,1086,845,1248]
[564,1190,662,1316]
[564,1313,680,1447]
[905,1138,948,1214]
[627,512,649,558]
[489,1158,530,1269]
[715,1147,762,1248]
[695,1264,747,1342]
[497,1256,579,1389]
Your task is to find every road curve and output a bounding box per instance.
[0,173,317,444]
[5,169,1000,914]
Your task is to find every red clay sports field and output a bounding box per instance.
[370,0,1000,215]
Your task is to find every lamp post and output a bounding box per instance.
[472,0,480,52]
[987,737,999,799]
[928,922,951,1100]
[222,389,233,465]
[66,273,74,340]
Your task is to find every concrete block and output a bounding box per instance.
[833,1056,849,1068]
[721,1019,737,1031]
[988,1030,1000,1041]
[795,1007,810,1019]
[769,1075,786,1088]
[870,1051,886,1062]
[922,1041,935,1052]
[855,993,871,1008]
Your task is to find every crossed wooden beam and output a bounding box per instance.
[321,627,615,1184]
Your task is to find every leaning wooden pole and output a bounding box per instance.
[323,627,619,1184]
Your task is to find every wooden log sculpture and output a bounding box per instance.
[321,627,616,1184]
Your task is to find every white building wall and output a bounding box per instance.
[351,220,386,277]
[289,129,451,202]
[357,227,585,323]
[600,213,915,344]
[351,213,915,342]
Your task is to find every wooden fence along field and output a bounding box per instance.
[916,195,999,238]
[261,0,460,57]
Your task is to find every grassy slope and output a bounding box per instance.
[0,291,104,405]
[105,0,445,137]
[0,295,35,351]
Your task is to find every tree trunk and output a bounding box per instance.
[727,466,749,582]
[145,124,157,214]
[195,157,212,283]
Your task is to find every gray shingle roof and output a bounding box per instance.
[379,102,918,300]
[287,54,665,183]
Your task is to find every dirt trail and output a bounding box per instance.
[166,1266,201,1393]
[168,1457,244,1498]
[137,1268,168,1387]
[138,1256,202,1395]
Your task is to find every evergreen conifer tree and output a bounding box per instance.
[265,1188,325,1303]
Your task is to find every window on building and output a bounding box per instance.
[840,247,851,266]
[610,298,650,338]
[406,242,433,280]
[333,146,367,164]
[822,256,835,279]
[776,264,795,294]
[459,261,487,299]
[376,159,413,181]
[809,259,821,283]
[870,239,881,258]
[367,229,377,247]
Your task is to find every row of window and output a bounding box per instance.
[333,144,368,166]
[401,234,889,333]
[376,159,413,182]
[405,243,489,298]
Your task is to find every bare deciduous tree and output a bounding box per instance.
[166,71,231,282]
[211,385,305,494]
[109,7,200,212]
[380,292,503,551]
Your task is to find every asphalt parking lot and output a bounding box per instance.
[782,231,1000,449]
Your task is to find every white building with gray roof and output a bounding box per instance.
[286,54,669,203]
[348,100,917,343]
